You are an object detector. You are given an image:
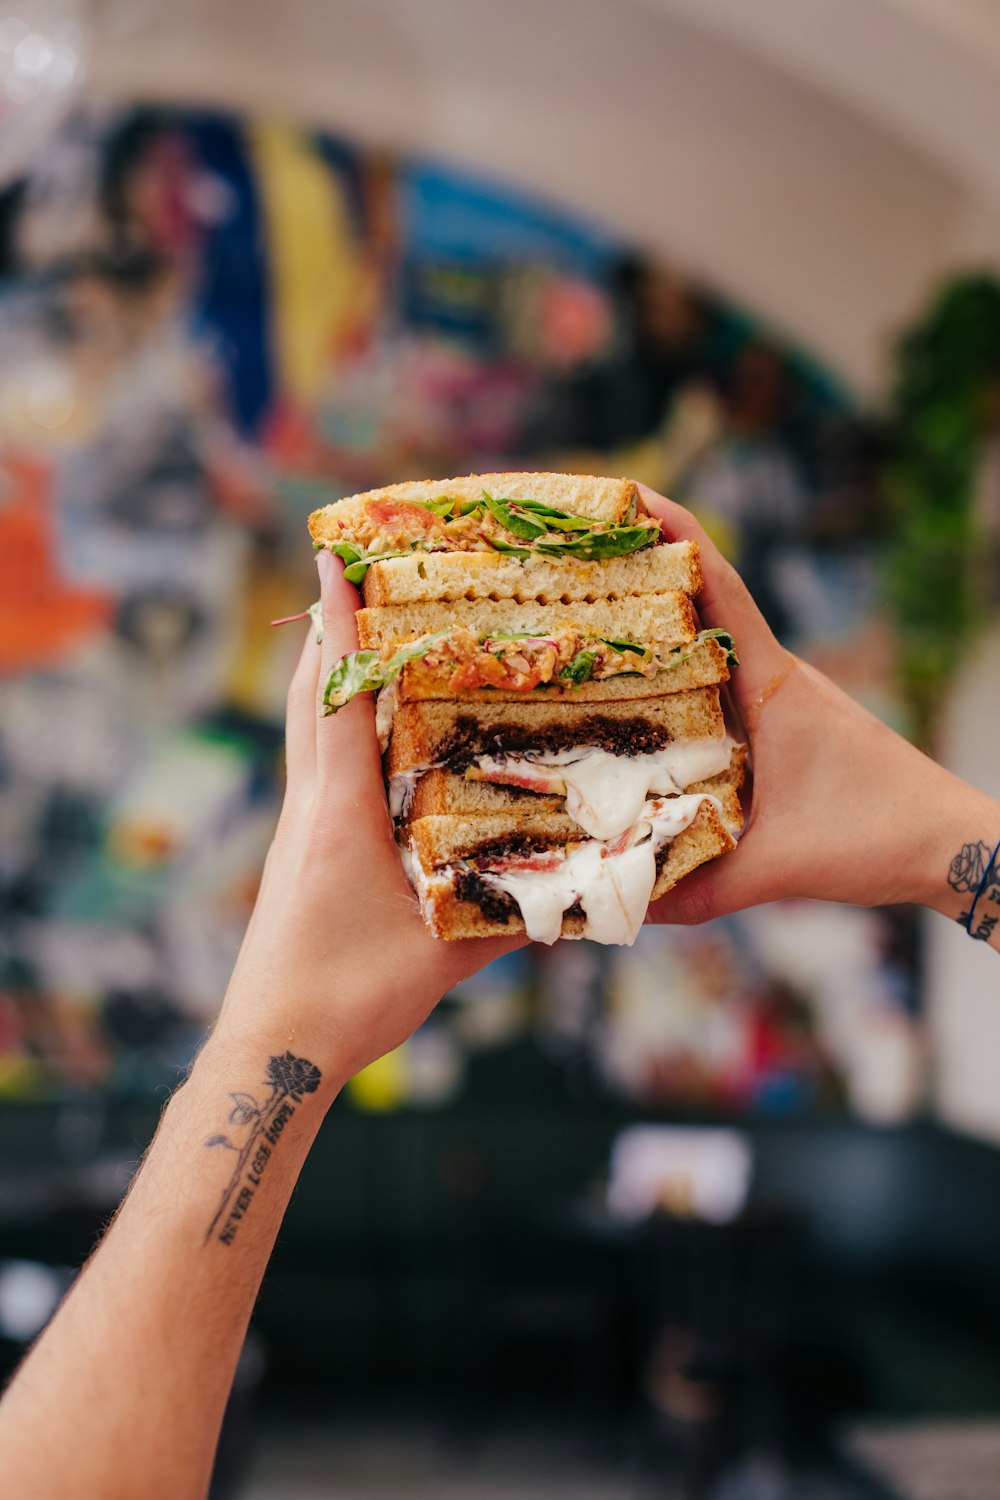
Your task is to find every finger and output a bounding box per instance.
[316,547,385,796]
[637,484,789,709]
[645,824,785,926]
[284,624,320,798]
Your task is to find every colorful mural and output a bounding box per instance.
[0,105,919,1114]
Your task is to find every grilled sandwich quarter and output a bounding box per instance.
[308,472,745,944]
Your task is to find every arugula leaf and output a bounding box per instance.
[418,496,485,518]
[321,650,382,713]
[488,495,592,533]
[559,650,597,684]
[482,490,546,540]
[696,627,739,666]
[527,509,593,532]
[417,495,465,518]
[597,636,651,658]
[482,534,534,558]
[326,540,364,569]
[325,543,416,584]
[505,497,589,523]
[307,600,323,643]
[532,525,658,561]
[664,628,739,670]
[320,631,452,714]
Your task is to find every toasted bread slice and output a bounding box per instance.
[406,743,747,821]
[386,689,724,779]
[396,634,731,703]
[407,759,742,863]
[361,541,700,608]
[405,795,738,941]
[308,474,640,550]
[358,592,698,653]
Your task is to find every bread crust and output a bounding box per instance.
[386,689,725,777]
[360,542,701,608]
[308,473,639,544]
[357,592,699,652]
[410,799,736,940]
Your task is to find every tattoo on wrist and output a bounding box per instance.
[948,838,1000,942]
[203,1052,322,1246]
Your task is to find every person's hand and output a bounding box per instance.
[215,550,518,1090]
[641,486,995,926]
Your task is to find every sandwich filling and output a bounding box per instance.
[318,490,660,582]
[390,732,736,840]
[465,735,735,839]
[405,792,732,946]
[323,626,737,714]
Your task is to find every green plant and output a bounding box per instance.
[884,273,1000,744]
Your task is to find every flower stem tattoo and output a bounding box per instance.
[203,1052,322,1246]
[948,839,1000,943]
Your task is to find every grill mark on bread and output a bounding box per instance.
[439,713,672,770]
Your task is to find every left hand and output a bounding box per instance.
[216,549,519,1090]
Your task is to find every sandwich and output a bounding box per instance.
[306,472,745,944]
[307,472,658,585]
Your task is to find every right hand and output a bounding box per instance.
[640,486,987,925]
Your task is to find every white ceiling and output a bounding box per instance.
[88,0,1000,395]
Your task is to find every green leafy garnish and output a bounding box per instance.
[665,628,739,670]
[559,650,598,684]
[597,636,651,658]
[307,600,323,642]
[482,534,534,558]
[326,540,364,570]
[698,628,739,667]
[501,497,592,532]
[482,490,546,540]
[321,631,453,715]
[315,623,738,713]
[417,495,464,518]
[323,492,661,578]
[532,526,657,561]
[326,542,417,584]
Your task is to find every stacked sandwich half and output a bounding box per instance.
[309,473,745,945]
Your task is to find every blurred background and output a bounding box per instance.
[2,1,1000,1496]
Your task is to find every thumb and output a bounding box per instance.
[637,484,790,711]
[315,547,384,800]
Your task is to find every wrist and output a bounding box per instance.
[908,779,1000,924]
[208,955,435,1101]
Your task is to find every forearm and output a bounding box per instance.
[913,775,1000,952]
[0,1017,339,1500]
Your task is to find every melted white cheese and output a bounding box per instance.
[400,840,444,921]
[471,736,733,840]
[480,792,722,946]
[375,680,400,754]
